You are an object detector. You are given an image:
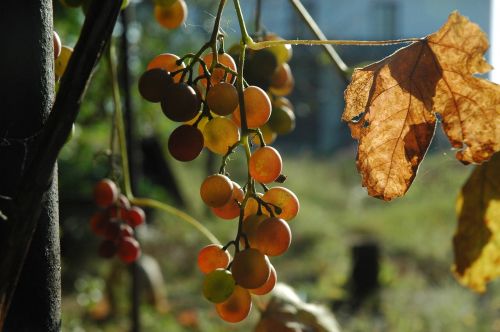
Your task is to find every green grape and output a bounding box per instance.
[268,105,296,135]
[203,269,235,303]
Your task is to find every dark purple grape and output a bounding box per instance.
[138,68,173,103]
[161,83,201,122]
[168,124,204,161]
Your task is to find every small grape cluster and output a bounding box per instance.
[90,179,145,264]
[138,31,299,322]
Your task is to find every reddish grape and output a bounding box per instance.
[168,125,204,162]
[161,83,200,122]
[147,53,185,83]
[269,62,294,96]
[206,82,239,116]
[118,236,141,264]
[242,214,268,247]
[231,248,270,289]
[93,179,119,208]
[215,286,252,323]
[211,182,244,220]
[200,174,234,208]
[199,52,237,87]
[90,211,109,237]
[255,217,291,256]
[262,187,299,221]
[120,224,134,238]
[197,244,231,274]
[126,206,145,228]
[250,264,276,295]
[232,86,272,128]
[138,68,173,103]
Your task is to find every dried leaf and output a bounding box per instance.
[343,11,500,200]
[452,152,500,292]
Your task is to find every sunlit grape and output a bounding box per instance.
[197,244,231,274]
[118,236,141,263]
[211,182,244,219]
[231,248,270,289]
[249,146,283,184]
[199,52,237,87]
[255,217,291,256]
[232,86,272,128]
[200,174,234,208]
[215,285,252,323]
[262,187,299,221]
[93,179,119,208]
[125,206,145,228]
[252,124,277,146]
[243,193,268,219]
[269,62,294,96]
[147,53,186,83]
[203,117,240,155]
[203,269,235,303]
[242,214,268,247]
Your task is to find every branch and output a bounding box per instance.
[0,0,122,326]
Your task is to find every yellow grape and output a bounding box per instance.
[232,86,272,128]
[215,285,252,323]
[264,34,293,65]
[249,146,283,184]
[262,187,299,221]
[243,193,268,219]
[211,182,244,220]
[200,174,234,208]
[197,244,231,274]
[250,264,276,295]
[206,82,239,116]
[154,0,187,30]
[55,46,73,80]
[203,117,240,155]
[231,248,270,289]
[255,217,291,256]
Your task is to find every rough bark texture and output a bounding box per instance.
[0,0,61,330]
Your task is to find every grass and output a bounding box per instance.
[61,148,500,331]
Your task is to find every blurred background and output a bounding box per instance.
[54,0,500,331]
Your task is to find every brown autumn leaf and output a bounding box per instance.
[343,11,500,201]
[453,152,500,292]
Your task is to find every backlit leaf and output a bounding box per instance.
[452,152,500,292]
[343,11,500,201]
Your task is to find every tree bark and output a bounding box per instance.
[0,0,61,331]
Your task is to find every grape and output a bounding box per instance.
[119,224,134,238]
[104,220,121,240]
[203,117,240,155]
[154,0,187,30]
[269,63,294,97]
[53,31,61,59]
[55,46,73,80]
[255,217,291,256]
[197,244,231,274]
[243,193,268,219]
[231,248,270,289]
[242,214,268,247]
[147,53,186,83]
[184,112,209,132]
[250,264,276,295]
[215,285,252,323]
[202,269,235,303]
[168,124,204,161]
[262,187,299,221]
[138,68,173,103]
[118,236,141,263]
[249,146,283,184]
[199,52,237,87]
[90,211,109,236]
[125,206,145,228]
[206,82,239,116]
[264,34,293,65]
[200,174,234,208]
[161,83,200,122]
[244,49,278,89]
[93,179,119,208]
[98,240,117,258]
[273,96,293,110]
[268,105,296,135]
[211,182,244,220]
[232,86,271,129]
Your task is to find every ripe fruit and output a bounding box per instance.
[200,174,234,208]
[242,214,268,247]
[211,183,244,220]
[268,105,295,135]
[270,63,294,96]
[118,236,141,263]
[55,46,73,80]
[231,248,270,289]
[197,244,231,274]
[168,125,204,162]
[161,83,200,122]
[232,86,272,128]
[203,117,240,155]
[249,146,283,184]
[262,187,299,221]
[154,0,188,30]
[255,217,291,256]
[215,286,252,323]
[250,264,277,295]
[138,68,173,103]
[202,269,235,303]
[93,179,119,208]
[206,82,239,116]
[147,53,186,83]
[199,52,237,87]
[126,206,146,228]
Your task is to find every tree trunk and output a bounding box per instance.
[0,0,61,331]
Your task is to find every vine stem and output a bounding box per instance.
[131,197,220,245]
[247,37,422,50]
[107,39,220,245]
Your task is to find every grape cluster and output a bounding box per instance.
[138,32,299,322]
[90,179,145,264]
